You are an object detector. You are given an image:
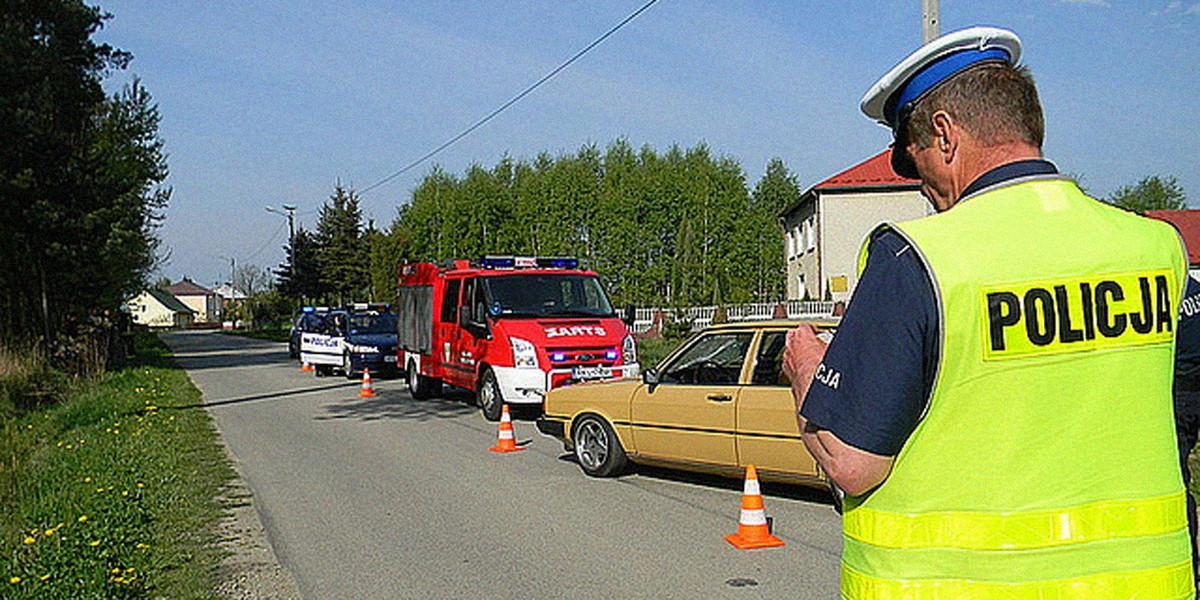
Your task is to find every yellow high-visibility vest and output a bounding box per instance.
[845,175,1194,599]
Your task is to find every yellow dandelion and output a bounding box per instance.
[9,576,19,584]
[136,483,144,489]
[125,568,135,573]
[83,477,92,483]
[89,540,100,547]
[57,441,63,447]
[39,574,50,582]
[136,543,149,549]
[23,536,35,545]
[110,568,120,575]
[96,488,105,493]
[26,424,32,429]
[121,491,129,497]
[78,515,87,523]
[29,528,38,535]
[43,529,54,537]
[112,576,124,583]
[65,444,72,449]
[144,405,157,411]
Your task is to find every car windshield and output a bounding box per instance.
[348,312,397,334]
[482,274,615,318]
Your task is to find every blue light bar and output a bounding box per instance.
[302,306,315,313]
[481,256,516,269]
[605,350,619,360]
[536,257,579,269]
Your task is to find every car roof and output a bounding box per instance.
[700,318,839,332]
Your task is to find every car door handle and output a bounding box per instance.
[707,394,733,402]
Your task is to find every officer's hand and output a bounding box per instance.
[783,324,829,414]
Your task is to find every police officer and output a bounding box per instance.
[1177,274,1200,580]
[783,26,1195,596]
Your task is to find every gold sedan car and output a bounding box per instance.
[536,319,836,488]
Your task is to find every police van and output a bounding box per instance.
[299,304,399,379]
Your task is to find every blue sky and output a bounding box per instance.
[99,1,1200,288]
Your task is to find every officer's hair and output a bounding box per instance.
[905,63,1044,150]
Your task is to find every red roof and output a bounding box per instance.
[166,278,214,296]
[815,149,920,189]
[1146,210,1200,265]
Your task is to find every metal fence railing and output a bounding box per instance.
[629,301,837,334]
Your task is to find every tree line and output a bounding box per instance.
[1,1,168,344]
[278,141,801,309]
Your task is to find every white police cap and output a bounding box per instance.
[860,26,1021,129]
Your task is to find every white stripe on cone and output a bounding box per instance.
[739,508,768,526]
[743,477,761,496]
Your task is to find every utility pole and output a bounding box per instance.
[922,0,940,43]
[266,204,298,279]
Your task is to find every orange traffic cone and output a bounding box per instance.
[724,465,785,549]
[488,404,525,453]
[359,368,376,398]
[300,361,313,372]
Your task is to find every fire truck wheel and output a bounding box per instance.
[407,360,440,400]
[478,368,504,422]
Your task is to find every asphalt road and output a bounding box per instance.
[160,331,842,599]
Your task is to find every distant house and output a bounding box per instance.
[779,149,931,302]
[166,278,222,323]
[1145,209,1200,279]
[126,289,196,328]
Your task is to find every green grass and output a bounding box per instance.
[1,333,235,599]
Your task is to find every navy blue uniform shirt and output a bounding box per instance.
[799,160,1058,456]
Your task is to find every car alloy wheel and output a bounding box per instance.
[573,415,626,477]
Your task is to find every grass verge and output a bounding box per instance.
[2,332,235,599]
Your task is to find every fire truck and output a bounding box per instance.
[396,256,639,421]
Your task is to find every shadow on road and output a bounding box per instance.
[556,453,837,506]
[316,392,477,422]
[173,381,362,409]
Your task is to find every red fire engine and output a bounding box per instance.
[396,256,639,421]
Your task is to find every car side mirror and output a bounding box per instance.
[642,368,659,393]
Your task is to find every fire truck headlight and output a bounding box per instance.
[622,334,637,365]
[511,337,539,369]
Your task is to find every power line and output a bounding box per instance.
[360,0,662,197]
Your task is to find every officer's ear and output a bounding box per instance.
[930,111,958,163]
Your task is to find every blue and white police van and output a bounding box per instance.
[299,304,400,379]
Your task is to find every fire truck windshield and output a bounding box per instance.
[348,311,397,334]
[482,274,615,319]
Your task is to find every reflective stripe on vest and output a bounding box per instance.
[842,560,1195,600]
[844,491,1185,550]
[843,177,1192,598]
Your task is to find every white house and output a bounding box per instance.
[166,278,222,324]
[779,149,931,303]
[126,288,195,328]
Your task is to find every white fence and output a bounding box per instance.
[629,301,836,334]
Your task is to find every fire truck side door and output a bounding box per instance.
[437,278,464,387]
[448,277,482,387]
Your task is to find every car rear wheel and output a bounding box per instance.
[478,368,503,422]
[573,414,627,477]
[343,353,357,380]
[407,360,440,400]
